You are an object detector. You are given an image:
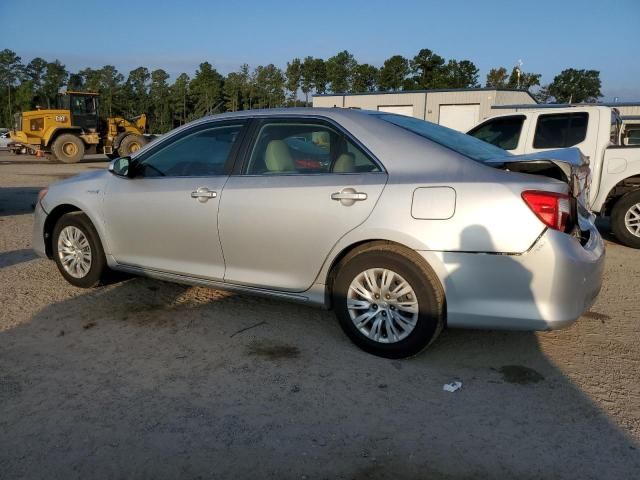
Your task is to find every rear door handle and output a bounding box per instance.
[191,187,217,202]
[331,188,367,206]
[331,192,367,201]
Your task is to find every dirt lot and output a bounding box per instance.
[0,150,638,479]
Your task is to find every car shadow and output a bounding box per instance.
[0,187,41,217]
[0,248,38,268]
[0,271,637,478]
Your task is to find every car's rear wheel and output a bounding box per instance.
[611,190,640,249]
[332,244,445,358]
[52,212,109,288]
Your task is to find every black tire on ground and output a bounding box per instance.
[118,135,148,156]
[51,134,85,163]
[611,190,640,249]
[52,212,109,288]
[331,243,445,358]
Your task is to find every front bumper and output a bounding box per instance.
[421,223,605,331]
[32,200,48,259]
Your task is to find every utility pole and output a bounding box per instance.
[516,59,523,89]
[7,85,12,126]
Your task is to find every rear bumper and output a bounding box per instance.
[421,224,605,330]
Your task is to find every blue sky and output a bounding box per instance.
[2,0,639,100]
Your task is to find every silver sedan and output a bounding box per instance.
[33,109,604,358]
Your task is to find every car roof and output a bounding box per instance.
[144,107,480,177]
[194,107,376,122]
[489,105,612,117]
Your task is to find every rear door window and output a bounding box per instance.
[244,121,381,175]
[467,115,525,150]
[533,112,588,149]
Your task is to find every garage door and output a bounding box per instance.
[438,104,480,132]
[377,105,414,117]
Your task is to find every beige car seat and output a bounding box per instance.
[333,152,356,173]
[265,140,295,172]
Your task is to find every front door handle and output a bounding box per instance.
[191,187,217,203]
[331,188,367,206]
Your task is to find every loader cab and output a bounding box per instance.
[58,92,99,132]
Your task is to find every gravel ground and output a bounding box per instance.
[0,151,638,479]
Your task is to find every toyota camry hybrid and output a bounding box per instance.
[33,108,605,358]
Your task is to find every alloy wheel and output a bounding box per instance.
[625,203,640,237]
[347,268,419,343]
[57,226,92,278]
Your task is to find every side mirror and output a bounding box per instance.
[108,156,136,178]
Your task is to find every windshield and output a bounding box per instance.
[374,113,511,163]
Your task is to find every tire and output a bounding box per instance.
[332,243,445,358]
[118,134,148,156]
[611,190,640,249]
[51,134,85,163]
[52,212,109,288]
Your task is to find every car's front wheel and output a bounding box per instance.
[119,134,148,156]
[52,212,109,288]
[332,244,445,358]
[51,134,85,163]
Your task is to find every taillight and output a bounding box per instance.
[521,190,571,232]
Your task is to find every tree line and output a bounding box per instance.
[0,48,602,133]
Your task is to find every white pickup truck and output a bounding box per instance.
[467,105,640,248]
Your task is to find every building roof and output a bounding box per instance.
[314,87,537,101]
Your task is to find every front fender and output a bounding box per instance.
[41,171,111,255]
[43,127,82,146]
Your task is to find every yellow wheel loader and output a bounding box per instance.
[9,91,152,163]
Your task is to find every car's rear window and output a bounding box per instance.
[374,113,510,163]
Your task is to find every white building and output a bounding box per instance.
[312,88,537,132]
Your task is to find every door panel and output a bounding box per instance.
[439,104,480,132]
[103,176,227,279]
[377,105,414,117]
[218,173,386,291]
[101,121,246,280]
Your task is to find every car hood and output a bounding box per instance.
[51,168,109,188]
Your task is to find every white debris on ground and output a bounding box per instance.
[443,381,463,392]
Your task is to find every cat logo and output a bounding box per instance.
[55,115,66,122]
